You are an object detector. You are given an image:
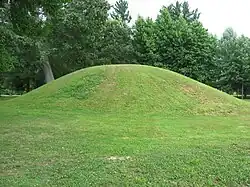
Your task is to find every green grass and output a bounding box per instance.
[1,65,250,186]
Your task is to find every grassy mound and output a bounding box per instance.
[6,64,250,115]
[1,65,250,186]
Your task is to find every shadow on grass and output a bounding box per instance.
[0,96,19,101]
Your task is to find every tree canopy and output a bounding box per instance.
[111,0,132,24]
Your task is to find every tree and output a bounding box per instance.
[0,1,16,73]
[3,0,71,83]
[166,1,200,22]
[1,1,40,93]
[133,4,215,84]
[2,0,111,84]
[133,16,158,65]
[155,8,216,83]
[215,28,250,98]
[237,35,250,98]
[49,0,110,75]
[111,0,132,24]
[96,0,134,65]
[97,19,135,64]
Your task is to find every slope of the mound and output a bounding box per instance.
[5,65,250,115]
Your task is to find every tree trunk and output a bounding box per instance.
[37,41,54,84]
[241,83,244,100]
[26,77,30,92]
[244,87,247,99]
[43,58,54,83]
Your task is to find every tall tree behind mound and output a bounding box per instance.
[155,8,216,83]
[166,1,200,22]
[0,0,48,93]
[133,17,158,66]
[96,0,134,65]
[2,0,71,83]
[133,1,217,84]
[111,0,132,24]
[49,0,110,76]
[215,28,250,97]
[1,0,110,84]
[98,20,135,65]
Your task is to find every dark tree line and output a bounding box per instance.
[1,0,250,98]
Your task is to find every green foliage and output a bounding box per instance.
[0,0,67,82]
[8,0,69,37]
[133,17,158,65]
[1,25,39,71]
[98,20,135,64]
[215,28,250,96]
[166,1,200,22]
[133,8,216,84]
[111,0,132,24]
[0,2,16,73]
[156,9,216,83]
[49,0,110,74]
[104,0,134,65]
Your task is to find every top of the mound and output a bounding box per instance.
[5,65,250,115]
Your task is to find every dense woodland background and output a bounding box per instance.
[1,0,250,98]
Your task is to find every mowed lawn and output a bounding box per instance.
[1,106,250,186]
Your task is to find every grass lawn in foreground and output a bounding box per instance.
[1,108,250,186]
[1,65,250,186]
